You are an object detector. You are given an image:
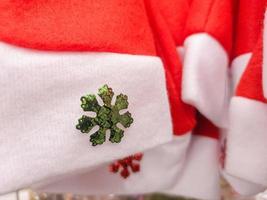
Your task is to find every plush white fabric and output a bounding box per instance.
[224,53,266,195]
[176,47,185,60]
[225,97,267,194]
[0,193,17,200]
[230,53,252,93]
[163,135,220,200]
[224,172,266,196]
[257,191,267,200]
[263,10,267,98]
[34,134,191,195]
[182,33,230,128]
[0,42,172,194]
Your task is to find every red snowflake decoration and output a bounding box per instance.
[109,153,143,178]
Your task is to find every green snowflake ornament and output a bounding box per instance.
[76,85,134,146]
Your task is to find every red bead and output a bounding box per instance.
[130,163,140,172]
[109,163,119,173]
[133,153,143,161]
[120,168,130,178]
[124,157,132,165]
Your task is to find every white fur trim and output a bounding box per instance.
[225,53,260,195]
[0,42,172,194]
[263,10,267,98]
[34,134,191,195]
[224,172,266,196]
[0,193,17,200]
[231,53,252,93]
[182,33,230,128]
[257,191,267,200]
[225,97,267,194]
[163,135,220,200]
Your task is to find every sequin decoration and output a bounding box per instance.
[109,153,143,178]
[76,84,134,146]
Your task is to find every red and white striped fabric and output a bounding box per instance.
[225,1,267,195]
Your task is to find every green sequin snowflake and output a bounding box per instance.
[76,85,134,146]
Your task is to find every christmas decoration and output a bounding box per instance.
[76,84,133,146]
[1,0,267,199]
[109,153,143,178]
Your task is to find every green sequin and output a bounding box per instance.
[76,85,134,146]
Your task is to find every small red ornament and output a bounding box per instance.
[109,153,143,178]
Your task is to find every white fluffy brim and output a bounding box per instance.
[0,193,17,200]
[225,53,266,195]
[34,134,191,195]
[225,97,267,194]
[182,33,230,128]
[163,135,220,200]
[0,42,172,194]
[223,172,266,196]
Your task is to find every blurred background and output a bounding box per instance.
[4,179,266,200]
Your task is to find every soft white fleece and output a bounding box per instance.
[226,97,267,193]
[0,42,172,194]
[182,33,230,128]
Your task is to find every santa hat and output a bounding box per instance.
[224,3,267,195]
[158,1,234,198]
[0,0,177,194]
[181,0,234,128]
[31,0,197,195]
[230,0,266,92]
[158,1,225,197]
[223,0,263,193]
[34,1,232,198]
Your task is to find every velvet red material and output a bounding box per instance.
[0,0,197,135]
[193,113,219,139]
[236,34,265,102]
[0,0,156,55]
[185,0,234,55]
[233,0,266,57]
[144,0,196,135]
[157,0,191,46]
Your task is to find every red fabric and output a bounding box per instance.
[0,0,156,55]
[185,0,234,55]
[144,0,196,135]
[0,0,197,135]
[233,0,266,57]
[157,0,191,46]
[236,34,266,102]
[193,113,219,139]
